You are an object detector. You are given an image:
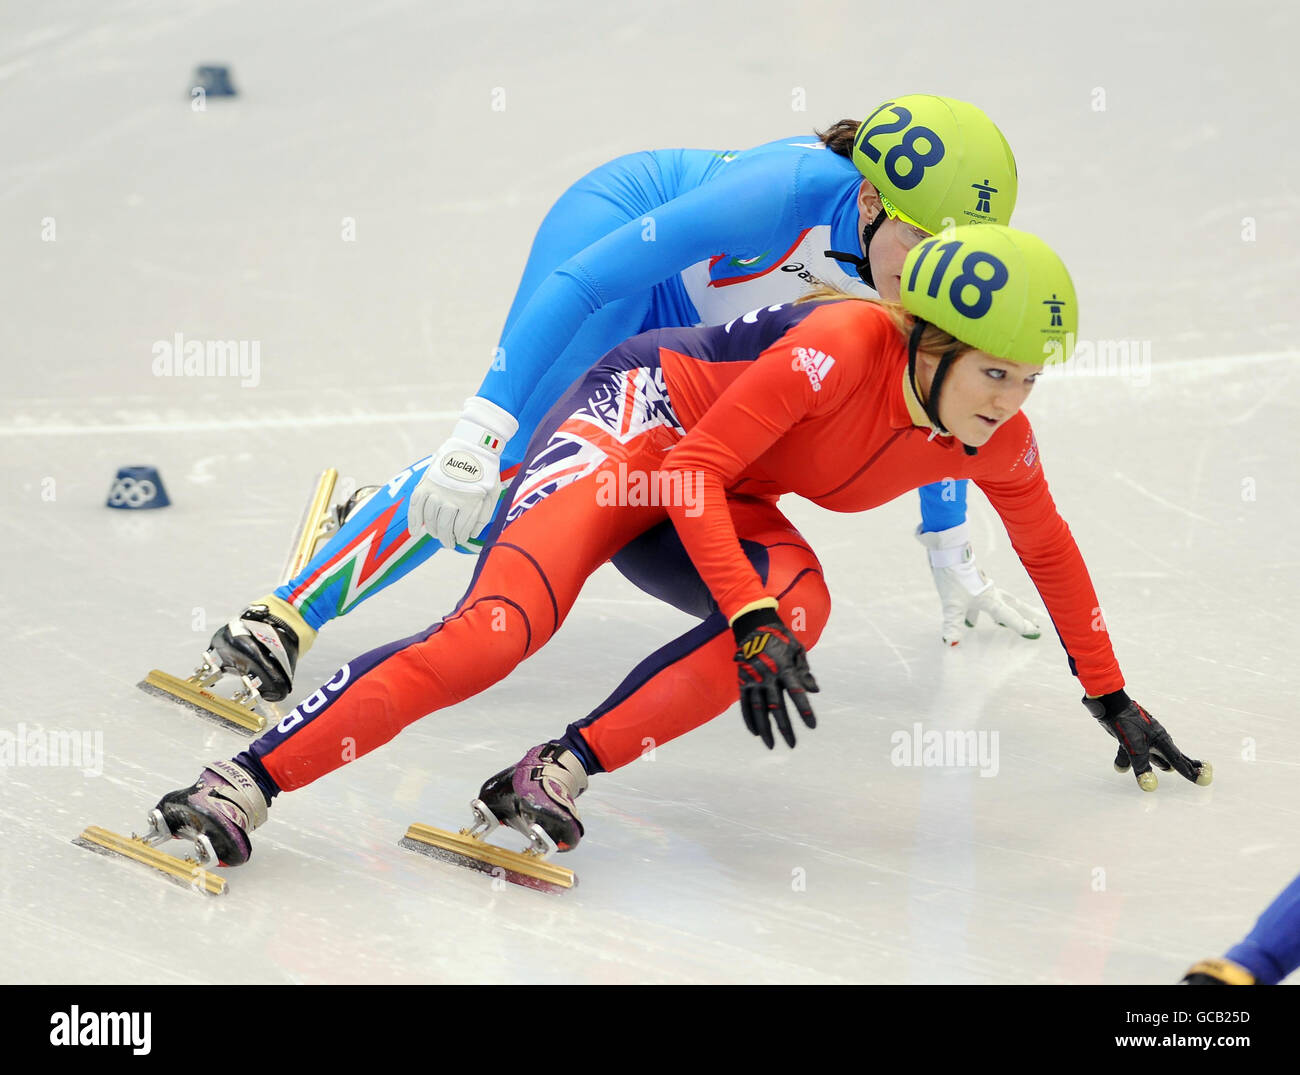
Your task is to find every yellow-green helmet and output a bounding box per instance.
[898,225,1076,443]
[852,95,1018,232]
[900,225,1076,364]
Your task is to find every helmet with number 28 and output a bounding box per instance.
[852,95,1019,235]
[898,224,1077,437]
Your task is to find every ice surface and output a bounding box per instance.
[1,0,1297,984]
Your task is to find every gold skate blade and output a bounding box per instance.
[74,826,227,896]
[280,467,340,586]
[399,822,576,893]
[138,669,267,733]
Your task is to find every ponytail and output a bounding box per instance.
[816,119,860,158]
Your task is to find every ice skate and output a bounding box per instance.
[478,742,589,850]
[153,759,269,866]
[139,594,314,732]
[204,600,306,703]
[400,743,588,893]
[74,760,268,896]
[139,469,378,732]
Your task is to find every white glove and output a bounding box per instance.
[409,396,519,550]
[915,523,1042,647]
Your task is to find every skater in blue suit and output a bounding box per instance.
[1184,871,1300,984]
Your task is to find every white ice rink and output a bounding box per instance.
[2,0,1297,984]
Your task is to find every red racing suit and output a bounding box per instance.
[240,299,1119,792]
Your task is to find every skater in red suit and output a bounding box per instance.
[151,225,1211,869]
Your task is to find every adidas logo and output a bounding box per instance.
[791,346,836,392]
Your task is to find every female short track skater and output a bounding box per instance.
[203,96,1040,711]
[149,225,1211,868]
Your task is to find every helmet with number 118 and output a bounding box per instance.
[898,224,1077,437]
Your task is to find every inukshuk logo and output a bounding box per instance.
[1042,293,1066,328]
[971,179,997,215]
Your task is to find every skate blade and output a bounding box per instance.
[138,669,268,733]
[399,822,576,893]
[74,826,227,896]
[279,467,340,586]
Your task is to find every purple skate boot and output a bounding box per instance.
[154,759,269,866]
[477,742,589,852]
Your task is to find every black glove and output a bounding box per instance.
[732,607,819,749]
[1083,690,1212,792]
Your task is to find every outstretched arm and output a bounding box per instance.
[976,419,1211,791]
[974,425,1120,694]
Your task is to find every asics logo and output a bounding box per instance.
[791,346,836,392]
[781,262,824,285]
[107,477,157,507]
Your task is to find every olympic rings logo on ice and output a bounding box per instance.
[107,477,158,508]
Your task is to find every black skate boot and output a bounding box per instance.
[478,742,589,852]
[155,759,269,866]
[207,596,312,703]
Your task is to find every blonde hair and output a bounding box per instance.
[793,285,972,364]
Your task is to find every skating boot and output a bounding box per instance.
[140,471,380,732]
[204,594,313,703]
[206,478,382,701]
[398,743,588,891]
[478,742,590,852]
[154,759,269,866]
[139,593,315,731]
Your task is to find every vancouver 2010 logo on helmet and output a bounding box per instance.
[1042,294,1067,328]
[971,180,998,216]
